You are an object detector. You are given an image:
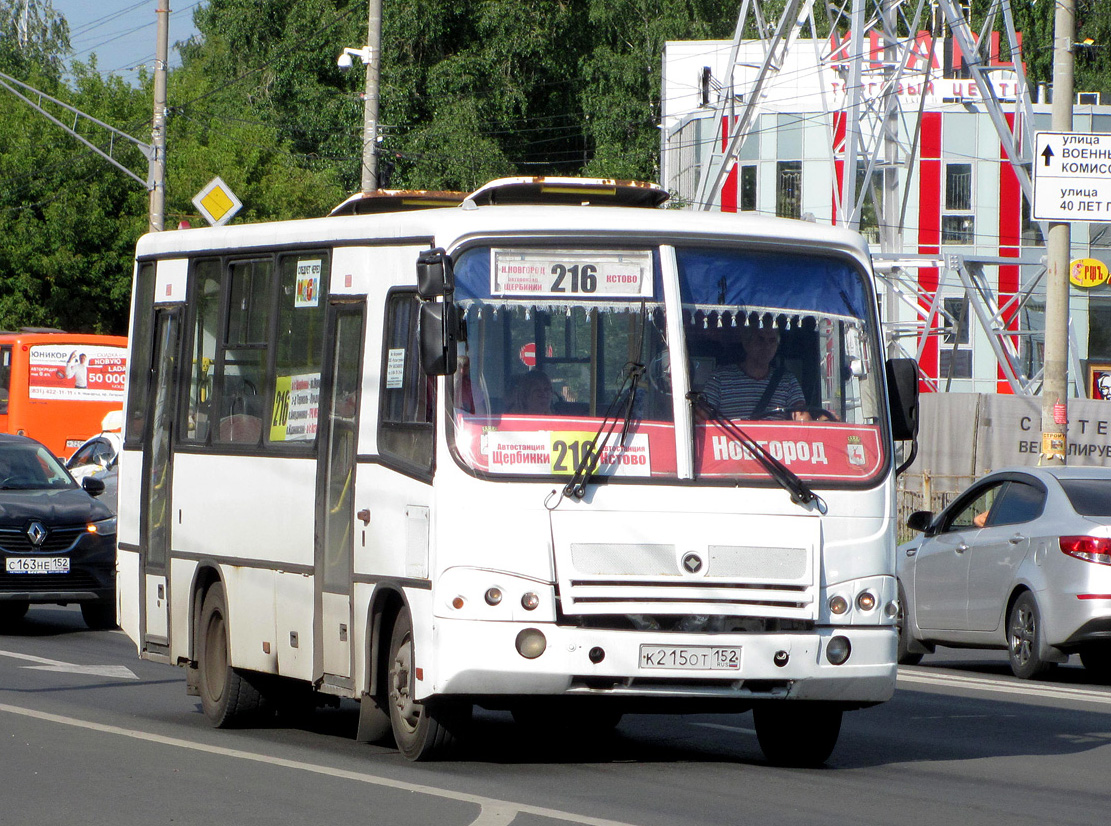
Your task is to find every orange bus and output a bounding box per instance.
[0,330,128,457]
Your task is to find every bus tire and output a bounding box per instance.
[80,599,118,630]
[753,702,842,767]
[387,611,469,760]
[197,582,264,727]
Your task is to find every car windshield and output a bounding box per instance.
[0,442,77,490]
[1059,479,1111,516]
[447,243,885,486]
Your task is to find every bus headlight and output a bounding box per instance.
[515,628,546,659]
[521,592,540,610]
[828,595,849,615]
[855,591,877,612]
[485,587,503,606]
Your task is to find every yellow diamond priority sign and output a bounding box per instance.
[192,176,243,226]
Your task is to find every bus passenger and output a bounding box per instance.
[506,370,556,415]
[701,324,811,421]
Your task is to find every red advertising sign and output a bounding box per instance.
[454,415,883,481]
[28,345,128,402]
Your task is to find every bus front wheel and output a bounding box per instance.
[197,582,264,727]
[387,611,469,760]
[753,702,842,767]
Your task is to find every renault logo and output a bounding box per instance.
[681,552,704,574]
[27,522,48,546]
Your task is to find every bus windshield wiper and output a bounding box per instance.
[562,301,649,501]
[687,391,826,513]
[561,360,645,500]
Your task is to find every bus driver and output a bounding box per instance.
[700,323,812,421]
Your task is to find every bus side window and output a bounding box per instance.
[183,260,221,443]
[214,259,271,447]
[379,292,434,475]
[0,345,10,415]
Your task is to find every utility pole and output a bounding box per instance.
[1040,0,1076,465]
[149,0,170,232]
[361,0,382,193]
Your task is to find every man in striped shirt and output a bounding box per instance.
[700,325,811,421]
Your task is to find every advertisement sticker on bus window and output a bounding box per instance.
[491,249,653,299]
[295,259,322,308]
[386,349,406,389]
[27,345,128,402]
[269,372,320,442]
[483,429,652,476]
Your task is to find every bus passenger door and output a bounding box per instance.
[314,303,365,686]
[141,308,181,649]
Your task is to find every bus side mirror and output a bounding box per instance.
[886,358,919,442]
[416,248,454,299]
[420,302,458,376]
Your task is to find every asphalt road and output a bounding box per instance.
[2,606,1111,826]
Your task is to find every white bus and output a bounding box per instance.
[117,178,918,765]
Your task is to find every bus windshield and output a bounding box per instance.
[448,243,885,486]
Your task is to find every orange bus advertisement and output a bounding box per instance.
[0,333,128,457]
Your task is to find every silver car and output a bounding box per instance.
[898,466,1111,680]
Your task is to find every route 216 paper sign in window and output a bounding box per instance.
[491,249,653,299]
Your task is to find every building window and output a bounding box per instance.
[942,163,974,244]
[1021,193,1044,246]
[776,161,802,219]
[940,296,972,380]
[740,165,757,211]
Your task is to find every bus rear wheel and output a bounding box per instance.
[387,612,469,760]
[197,582,264,727]
[753,702,842,767]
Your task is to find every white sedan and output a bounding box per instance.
[898,466,1111,680]
[66,429,121,513]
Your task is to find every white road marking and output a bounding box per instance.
[898,667,1111,706]
[0,702,642,826]
[0,648,138,680]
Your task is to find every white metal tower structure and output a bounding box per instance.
[678,0,1077,397]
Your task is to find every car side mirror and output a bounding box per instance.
[82,476,106,497]
[906,510,933,533]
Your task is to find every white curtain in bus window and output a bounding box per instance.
[216,258,271,445]
[268,254,328,445]
[675,246,885,483]
[378,293,433,472]
[448,246,676,480]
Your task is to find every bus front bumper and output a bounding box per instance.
[426,618,897,705]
